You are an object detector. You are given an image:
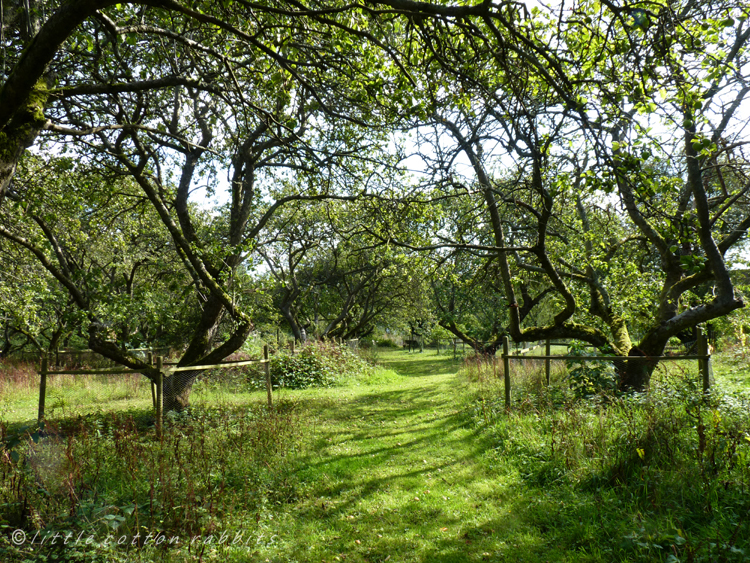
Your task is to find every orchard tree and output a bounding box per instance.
[4,0,750,397]
[0,155,200,357]
[257,200,341,342]
[0,236,79,356]
[313,244,425,340]
[0,0,411,196]
[259,198,426,341]
[2,1,400,409]
[358,0,750,389]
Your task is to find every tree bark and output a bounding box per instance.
[618,347,656,391]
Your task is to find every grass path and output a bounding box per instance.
[250,352,547,563]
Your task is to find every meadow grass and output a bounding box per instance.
[462,351,750,563]
[1,347,749,562]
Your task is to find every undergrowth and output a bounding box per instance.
[463,354,750,562]
[0,404,301,562]
[267,340,375,389]
[0,342,381,561]
[0,360,37,397]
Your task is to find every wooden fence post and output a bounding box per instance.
[291,340,295,355]
[453,338,457,359]
[148,352,156,408]
[697,328,711,394]
[155,356,163,437]
[264,344,273,408]
[38,357,48,424]
[545,339,551,386]
[503,336,511,409]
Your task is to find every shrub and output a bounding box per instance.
[565,343,618,399]
[271,345,336,389]
[270,340,374,389]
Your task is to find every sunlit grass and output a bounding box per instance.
[0,363,155,425]
[2,348,749,562]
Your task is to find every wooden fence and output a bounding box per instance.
[498,330,712,409]
[37,345,284,436]
[400,338,478,356]
[14,347,171,368]
[404,338,544,358]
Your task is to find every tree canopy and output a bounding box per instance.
[2,0,750,401]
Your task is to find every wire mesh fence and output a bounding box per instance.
[187,362,269,409]
[0,354,162,426]
[0,338,328,432]
[20,338,361,431]
[37,370,153,421]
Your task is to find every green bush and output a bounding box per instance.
[270,341,373,389]
[565,343,618,398]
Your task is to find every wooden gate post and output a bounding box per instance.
[545,339,551,386]
[155,356,164,437]
[38,357,48,424]
[697,328,711,394]
[264,345,273,408]
[503,336,511,409]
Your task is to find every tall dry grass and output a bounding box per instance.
[0,359,38,398]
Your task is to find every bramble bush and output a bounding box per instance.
[564,342,619,399]
[270,340,374,389]
[191,341,376,395]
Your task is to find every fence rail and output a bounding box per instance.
[36,344,294,435]
[12,347,172,367]
[498,329,713,409]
